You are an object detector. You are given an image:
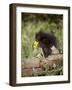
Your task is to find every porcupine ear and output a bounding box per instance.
[39,29,44,33]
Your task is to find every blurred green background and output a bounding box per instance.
[21,13,63,59]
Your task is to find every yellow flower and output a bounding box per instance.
[33,41,39,48]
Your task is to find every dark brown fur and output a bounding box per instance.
[35,31,57,58]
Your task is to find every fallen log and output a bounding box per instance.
[22,54,63,69]
[21,54,63,77]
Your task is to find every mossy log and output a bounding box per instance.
[21,54,63,76]
[22,54,63,69]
